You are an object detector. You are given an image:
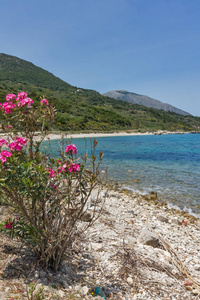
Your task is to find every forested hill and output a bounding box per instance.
[0,53,75,92]
[0,53,200,133]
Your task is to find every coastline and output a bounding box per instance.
[1,130,200,298]
[1,129,199,219]
[0,130,195,142]
[37,130,191,141]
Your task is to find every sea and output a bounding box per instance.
[44,133,200,218]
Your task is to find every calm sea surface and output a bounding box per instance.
[45,133,200,217]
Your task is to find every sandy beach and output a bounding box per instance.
[0,130,191,142]
[44,131,153,140]
[37,130,189,141]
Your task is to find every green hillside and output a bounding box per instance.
[0,53,200,133]
[0,53,75,92]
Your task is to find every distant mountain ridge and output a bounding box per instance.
[103,90,190,116]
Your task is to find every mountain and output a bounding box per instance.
[0,53,76,92]
[103,90,190,116]
[0,53,200,133]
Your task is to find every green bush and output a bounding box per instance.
[0,92,104,271]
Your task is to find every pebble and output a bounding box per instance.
[34,270,39,278]
[127,277,133,285]
[138,229,161,248]
[81,188,200,299]
[194,264,200,271]
[158,215,169,223]
[2,187,200,300]
[80,285,89,295]
[57,290,66,298]
[39,270,46,278]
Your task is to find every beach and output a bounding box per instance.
[0,129,192,142]
[1,186,200,299]
[39,130,190,141]
[1,130,200,299]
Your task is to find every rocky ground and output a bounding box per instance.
[0,187,200,299]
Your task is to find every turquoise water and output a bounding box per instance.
[45,133,200,217]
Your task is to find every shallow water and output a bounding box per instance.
[44,133,200,217]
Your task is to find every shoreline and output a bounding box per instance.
[1,131,200,298]
[0,130,197,141]
[38,130,193,141]
[1,129,199,220]
[43,130,200,221]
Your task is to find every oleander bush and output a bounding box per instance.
[0,92,104,271]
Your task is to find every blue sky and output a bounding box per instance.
[1,0,200,115]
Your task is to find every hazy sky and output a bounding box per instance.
[1,0,200,115]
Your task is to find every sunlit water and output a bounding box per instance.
[43,133,200,217]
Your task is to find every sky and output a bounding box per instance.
[1,0,200,115]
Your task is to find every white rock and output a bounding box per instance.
[34,270,39,278]
[57,290,66,298]
[127,277,133,285]
[139,229,161,248]
[80,285,89,295]
[91,242,103,251]
[194,264,200,271]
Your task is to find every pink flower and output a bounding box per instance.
[17,97,34,108]
[0,138,8,147]
[9,142,18,151]
[6,94,16,101]
[4,222,13,229]
[6,125,12,129]
[1,101,16,114]
[68,163,80,173]
[1,150,12,158]
[62,162,67,168]
[66,144,77,154]
[50,184,59,191]
[14,137,27,146]
[75,164,80,171]
[58,161,69,173]
[47,168,56,178]
[0,154,7,163]
[16,92,28,101]
[58,166,66,173]
[8,137,27,151]
[40,98,49,105]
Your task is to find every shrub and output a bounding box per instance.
[0,92,104,271]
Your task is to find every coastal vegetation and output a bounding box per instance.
[0,92,104,271]
[0,53,200,133]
